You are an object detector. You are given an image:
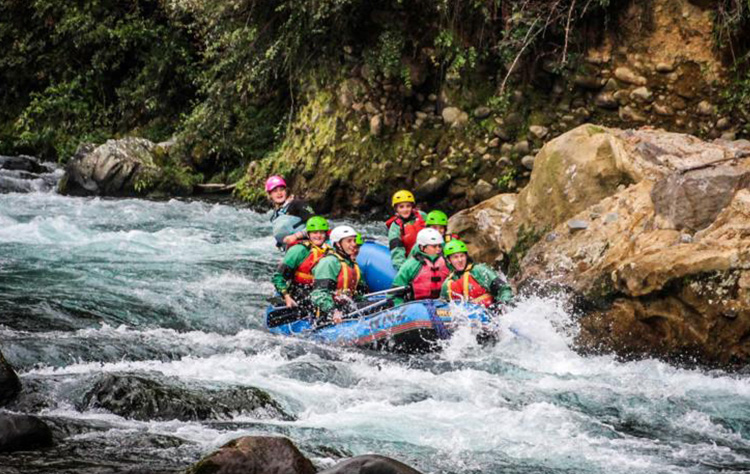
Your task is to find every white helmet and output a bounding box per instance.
[330,225,358,245]
[416,228,444,247]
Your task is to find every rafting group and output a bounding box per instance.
[264,175,515,352]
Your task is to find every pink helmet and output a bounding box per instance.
[265,175,287,193]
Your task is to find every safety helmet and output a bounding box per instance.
[306,216,329,232]
[416,228,444,247]
[330,225,358,245]
[426,210,448,226]
[265,175,287,193]
[355,233,364,245]
[443,239,468,257]
[391,190,415,208]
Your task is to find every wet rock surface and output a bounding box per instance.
[452,124,750,367]
[58,138,163,197]
[0,350,21,407]
[0,413,53,453]
[0,156,60,193]
[79,373,293,422]
[319,455,424,474]
[187,436,316,474]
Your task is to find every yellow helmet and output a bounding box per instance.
[391,190,415,207]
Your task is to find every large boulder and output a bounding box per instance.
[320,455,424,474]
[79,373,292,422]
[448,193,516,264]
[0,350,21,407]
[187,436,315,474]
[457,124,750,367]
[58,138,163,197]
[0,412,53,453]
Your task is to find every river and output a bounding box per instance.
[1,188,749,473]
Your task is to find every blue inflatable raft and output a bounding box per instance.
[265,241,499,353]
[266,299,496,353]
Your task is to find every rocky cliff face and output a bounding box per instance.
[234,0,748,215]
[451,124,750,367]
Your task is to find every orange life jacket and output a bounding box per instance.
[385,211,426,255]
[292,242,329,286]
[448,265,494,307]
[332,252,361,302]
[411,254,449,300]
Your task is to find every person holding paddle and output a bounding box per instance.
[271,216,331,309]
[310,225,369,324]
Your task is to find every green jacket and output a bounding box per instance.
[387,210,427,271]
[310,251,367,314]
[440,262,513,304]
[390,247,444,306]
[271,242,327,294]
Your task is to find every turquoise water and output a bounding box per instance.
[1,191,749,473]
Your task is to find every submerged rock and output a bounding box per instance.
[79,374,293,422]
[58,138,163,197]
[320,455,423,474]
[0,155,46,174]
[187,436,315,474]
[0,350,21,407]
[0,413,53,453]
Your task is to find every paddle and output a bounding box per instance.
[361,286,407,299]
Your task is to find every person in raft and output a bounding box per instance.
[386,190,426,271]
[265,175,315,249]
[440,239,513,308]
[390,228,450,306]
[310,225,368,324]
[425,210,459,244]
[271,216,331,309]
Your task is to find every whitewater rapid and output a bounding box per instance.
[1,191,749,474]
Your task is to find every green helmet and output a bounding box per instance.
[355,233,364,245]
[306,216,329,232]
[426,210,448,226]
[443,239,468,257]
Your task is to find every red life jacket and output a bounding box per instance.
[332,252,361,302]
[292,242,329,286]
[411,254,449,300]
[448,265,494,307]
[385,211,426,255]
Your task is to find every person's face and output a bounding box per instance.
[421,244,442,256]
[269,186,287,205]
[339,236,358,257]
[309,231,327,246]
[395,202,413,218]
[429,224,446,235]
[448,252,468,271]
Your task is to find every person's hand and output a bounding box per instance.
[332,310,343,324]
[284,294,297,308]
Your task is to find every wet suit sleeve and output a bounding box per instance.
[388,222,406,271]
[287,199,315,227]
[390,258,420,306]
[271,245,309,294]
[473,264,513,303]
[310,256,340,314]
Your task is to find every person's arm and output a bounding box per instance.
[310,257,340,314]
[388,222,406,270]
[271,245,309,293]
[474,264,513,303]
[390,259,420,306]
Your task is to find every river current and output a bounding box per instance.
[1,190,749,473]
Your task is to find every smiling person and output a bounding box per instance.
[440,239,513,308]
[310,225,368,324]
[390,228,449,306]
[271,216,331,309]
[424,210,460,244]
[386,190,426,271]
[265,175,315,250]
